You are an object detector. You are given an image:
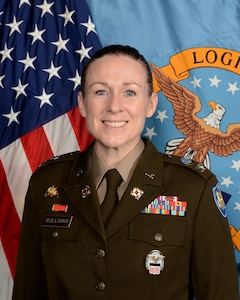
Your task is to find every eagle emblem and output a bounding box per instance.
[151,62,240,165]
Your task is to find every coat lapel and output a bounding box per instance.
[63,145,107,240]
[106,140,165,237]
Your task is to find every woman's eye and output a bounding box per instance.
[125,90,135,96]
[96,90,107,95]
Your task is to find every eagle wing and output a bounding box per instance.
[151,62,203,136]
[210,124,240,156]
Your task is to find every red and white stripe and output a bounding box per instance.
[0,107,93,299]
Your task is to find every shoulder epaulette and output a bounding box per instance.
[36,151,80,171]
[163,154,213,180]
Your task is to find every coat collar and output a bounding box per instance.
[64,139,164,239]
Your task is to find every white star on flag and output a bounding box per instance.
[6,15,23,36]
[208,75,222,87]
[52,34,70,54]
[231,160,240,172]
[28,25,46,45]
[2,106,21,126]
[11,79,29,99]
[34,88,54,108]
[0,43,14,62]
[81,16,97,35]
[76,42,93,63]
[144,127,157,140]
[68,70,81,90]
[221,176,234,188]
[37,0,54,17]
[19,0,30,7]
[156,109,168,123]
[59,5,75,27]
[43,61,62,81]
[234,202,240,211]
[227,81,240,95]
[18,52,37,71]
[190,75,202,88]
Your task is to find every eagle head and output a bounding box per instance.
[203,101,225,129]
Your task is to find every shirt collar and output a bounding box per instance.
[92,139,145,188]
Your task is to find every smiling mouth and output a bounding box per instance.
[103,121,127,127]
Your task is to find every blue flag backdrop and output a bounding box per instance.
[87,0,240,285]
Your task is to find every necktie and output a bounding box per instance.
[101,169,122,225]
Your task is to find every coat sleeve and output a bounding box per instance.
[12,183,48,300]
[191,174,239,299]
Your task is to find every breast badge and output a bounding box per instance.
[145,250,165,275]
[44,185,59,198]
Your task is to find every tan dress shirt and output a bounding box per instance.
[92,139,145,205]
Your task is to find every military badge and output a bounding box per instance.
[195,162,207,172]
[212,183,227,217]
[44,185,59,198]
[145,250,165,275]
[180,157,193,165]
[130,187,144,200]
[81,185,91,198]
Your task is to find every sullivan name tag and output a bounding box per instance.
[41,216,73,228]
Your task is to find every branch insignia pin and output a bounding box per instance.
[130,187,144,200]
[81,185,91,198]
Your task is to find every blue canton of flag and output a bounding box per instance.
[0,0,101,149]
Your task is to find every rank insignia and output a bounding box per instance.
[196,163,207,172]
[145,250,165,275]
[44,185,59,198]
[81,185,91,198]
[130,187,144,200]
[212,183,226,217]
[52,204,68,212]
[141,195,187,216]
[180,157,193,165]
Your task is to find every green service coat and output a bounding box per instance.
[12,139,239,300]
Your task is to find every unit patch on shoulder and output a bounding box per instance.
[212,183,227,218]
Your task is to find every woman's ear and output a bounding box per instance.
[146,92,158,118]
[78,92,86,117]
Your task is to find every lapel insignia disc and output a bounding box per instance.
[44,185,59,198]
[81,185,91,198]
[145,250,165,275]
[130,187,144,200]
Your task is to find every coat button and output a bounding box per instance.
[96,281,106,291]
[96,249,105,259]
[154,233,163,242]
[52,230,59,238]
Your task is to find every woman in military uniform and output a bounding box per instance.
[12,45,239,299]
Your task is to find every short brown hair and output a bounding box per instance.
[81,44,153,97]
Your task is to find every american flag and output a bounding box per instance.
[0,0,101,298]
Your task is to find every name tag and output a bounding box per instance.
[41,216,73,228]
